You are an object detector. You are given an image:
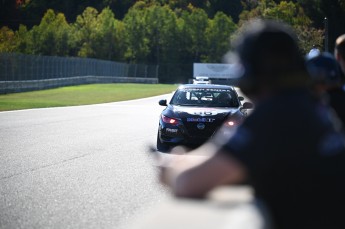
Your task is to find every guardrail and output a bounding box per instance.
[0,53,158,94]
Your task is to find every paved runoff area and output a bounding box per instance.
[128,186,269,229]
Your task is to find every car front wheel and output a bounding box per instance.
[157,133,170,153]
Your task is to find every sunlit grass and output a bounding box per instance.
[0,83,178,111]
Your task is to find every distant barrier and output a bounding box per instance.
[0,53,159,94]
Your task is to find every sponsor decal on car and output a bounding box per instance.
[187,117,215,123]
[166,128,178,133]
[175,107,233,116]
[197,123,206,130]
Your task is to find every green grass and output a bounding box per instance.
[0,83,178,111]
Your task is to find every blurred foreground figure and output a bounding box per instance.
[306,52,345,125]
[159,20,345,229]
[335,34,345,75]
[330,34,345,123]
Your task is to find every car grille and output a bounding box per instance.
[182,120,222,138]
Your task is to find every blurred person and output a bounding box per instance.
[157,20,345,229]
[306,52,345,125]
[331,34,345,123]
[335,34,345,75]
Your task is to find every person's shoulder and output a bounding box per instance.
[257,89,312,112]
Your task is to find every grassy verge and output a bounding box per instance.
[0,83,178,111]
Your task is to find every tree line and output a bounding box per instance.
[1,0,344,83]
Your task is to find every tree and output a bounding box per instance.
[144,4,180,64]
[143,3,187,82]
[69,6,127,60]
[204,12,237,62]
[263,1,311,26]
[205,0,243,23]
[123,1,151,62]
[13,25,30,54]
[297,0,345,51]
[0,27,17,53]
[24,9,72,56]
[92,7,125,60]
[238,0,324,53]
[74,7,99,57]
[180,4,209,62]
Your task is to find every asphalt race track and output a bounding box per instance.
[0,94,174,229]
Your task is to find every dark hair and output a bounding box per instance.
[233,20,307,95]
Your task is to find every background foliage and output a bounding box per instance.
[1,0,344,83]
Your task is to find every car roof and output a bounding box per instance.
[177,84,235,90]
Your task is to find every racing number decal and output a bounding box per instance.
[194,111,213,116]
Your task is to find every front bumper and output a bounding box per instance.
[158,121,218,147]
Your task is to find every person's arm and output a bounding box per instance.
[159,142,248,198]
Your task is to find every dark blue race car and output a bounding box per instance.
[157,84,253,151]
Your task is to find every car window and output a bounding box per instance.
[170,88,239,107]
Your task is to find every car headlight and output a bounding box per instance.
[224,121,235,126]
[223,118,243,127]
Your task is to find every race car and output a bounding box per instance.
[157,84,253,152]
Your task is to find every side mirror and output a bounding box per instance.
[159,99,167,106]
[242,102,254,109]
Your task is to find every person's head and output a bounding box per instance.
[306,52,342,93]
[334,34,345,74]
[230,19,308,99]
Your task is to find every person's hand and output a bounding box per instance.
[157,145,215,189]
[157,146,189,186]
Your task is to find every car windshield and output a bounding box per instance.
[170,88,240,107]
